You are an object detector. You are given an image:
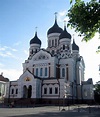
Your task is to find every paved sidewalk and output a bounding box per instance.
[0,105,100,117]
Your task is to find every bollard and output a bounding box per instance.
[68,105,70,111]
[88,105,91,113]
[78,105,80,112]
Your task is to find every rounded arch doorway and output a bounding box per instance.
[28,85,32,98]
[23,85,32,98]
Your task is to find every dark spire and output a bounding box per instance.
[59,21,71,39]
[54,12,57,23]
[64,20,66,30]
[30,28,41,45]
[72,36,79,51]
[47,12,63,35]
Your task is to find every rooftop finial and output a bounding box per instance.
[73,34,75,43]
[64,20,66,30]
[1,72,3,76]
[73,34,75,39]
[54,12,58,22]
[35,27,38,36]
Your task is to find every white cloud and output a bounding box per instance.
[0,68,22,81]
[0,47,6,51]
[59,10,67,16]
[0,45,18,58]
[3,46,17,52]
[0,51,15,58]
[13,41,21,46]
[24,50,28,56]
[0,63,5,68]
[58,10,69,22]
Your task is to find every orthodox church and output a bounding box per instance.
[5,15,94,104]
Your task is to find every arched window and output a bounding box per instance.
[63,45,65,50]
[30,49,33,54]
[48,40,51,47]
[45,67,47,76]
[11,89,14,94]
[52,50,55,55]
[16,89,18,94]
[35,49,37,53]
[36,68,38,76]
[55,87,58,94]
[55,39,57,46]
[49,87,52,94]
[52,40,54,46]
[62,68,65,77]
[44,88,47,94]
[40,68,43,76]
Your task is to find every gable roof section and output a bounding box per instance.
[32,49,52,61]
[0,75,9,82]
[18,69,34,81]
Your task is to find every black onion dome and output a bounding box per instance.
[72,39,79,51]
[47,19,63,35]
[30,32,41,45]
[59,26,71,39]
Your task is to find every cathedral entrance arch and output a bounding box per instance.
[28,85,32,98]
[23,85,32,98]
[23,85,27,98]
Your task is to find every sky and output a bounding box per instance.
[0,0,100,84]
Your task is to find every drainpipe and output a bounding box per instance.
[8,81,11,104]
[41,79,43,104]
[57,58,60,110]
[57,78,60,110]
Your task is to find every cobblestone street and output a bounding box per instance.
[0,105,100,117]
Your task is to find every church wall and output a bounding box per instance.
[76,61,84,85]
[82,84,94,100]
[5,82,10,98]
[42,79,65,99]
[36,79,42,98]
[47,33,60,47]
[59,58,75,82]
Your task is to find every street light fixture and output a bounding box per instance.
[61,82,70,111]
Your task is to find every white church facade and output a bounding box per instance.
[5,16,94,105]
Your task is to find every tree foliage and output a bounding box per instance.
[67,0,100,42]
[94,81,100,103]
[94,81,100,94]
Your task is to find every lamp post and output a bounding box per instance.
[61,82,70,111]
[62,95,65,111]
[57,79,60,111]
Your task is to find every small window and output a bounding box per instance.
[52,40,54,47]
[48,40,51,47]
[11,89,14,94]
[55,87,58,94]
[52,50,55,55]
[63,45,65,50]
[36,68,38,76]
[16,89,18,94]
[35,49,37,53]
[40,68,43,76]
[62,68,65,77]
[49,88,52,94]
[45,67,47,76]
[31,50,33,54]
[55,39,57,46]
[44,88,47,94]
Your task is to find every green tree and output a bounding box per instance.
[94,81,100,94]
[67,0,100,42]
[94,81,100,103]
